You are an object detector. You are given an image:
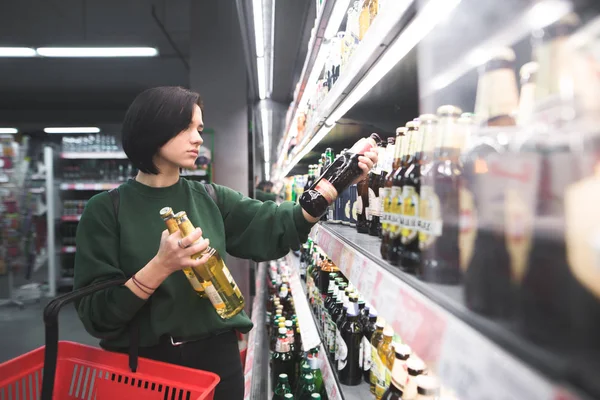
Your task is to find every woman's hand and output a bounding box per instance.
[153,228,211,275]
[352,136,379,184]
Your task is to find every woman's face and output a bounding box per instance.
[155,104,204,171]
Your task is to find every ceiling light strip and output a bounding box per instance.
[44,127,100,134]
[0,47,36,57]
[0,128,18,134]
[36,47,158,57]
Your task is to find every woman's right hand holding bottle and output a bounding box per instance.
[154,227,211,275]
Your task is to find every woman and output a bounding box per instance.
[73,86,377,399]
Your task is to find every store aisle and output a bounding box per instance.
[0,300,97,363]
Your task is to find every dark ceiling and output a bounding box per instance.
[0,0,312,135]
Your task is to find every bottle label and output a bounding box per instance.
[362,336,372,372]
[381,187,392,232]
[459,186,477,272]
[315,178,338,205]
[565,173,600,300]
[370,344,379,386]
[204,284,226,310]
[183,269,205,292]
[373,352,387,395]
[388,186,403,239]
[354,197,363,216]
[336,329,348,370]
[345,200,352,221]
[401,186,419,244]
[368,187,382,217]
[275,338,290,353]
[418,185,442,251]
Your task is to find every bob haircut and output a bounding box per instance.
[122,86,203,174]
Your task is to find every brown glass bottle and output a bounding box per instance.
[381,128,406,259]
[419,107,466,284]
[368,140,387,237]
[388,123,415,264]
[399,120,423,272]
[302,134,381,218]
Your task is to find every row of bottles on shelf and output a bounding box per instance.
[62,160,136,181]
[288,12,600,362]
[61,135,121,153]
[62,200,87,216]
[288,0,386,155]
[299,244,450,400]
[267,260,326,400]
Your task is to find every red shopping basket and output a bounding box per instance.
[0,279,220,400]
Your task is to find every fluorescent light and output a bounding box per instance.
[261,107,270,163]
[328,0,462,123]
[0,47,36,57]
[324,0,353,39]
[268,0,275,97]
[257,57,267,100]
[253,0,265,57]
[0,128,18,134]
[36,47,158,57]
[264,162,271,181]
[44,127,100,134]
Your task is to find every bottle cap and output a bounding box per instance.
[285,321,293,328]
[311,394,321,399]
[406,357,426,375]
[418,113,438,122]
[416,375,440,396]
[278,327,287,335]
[305,373,314,382]
[396,127,407,135]
[278,374,289,381]
[284,394,294,399]
[302,364,311,373]
[383,326,394,337]
[394,343,411,359]
[437,105,463,117]
[375,319,385,329]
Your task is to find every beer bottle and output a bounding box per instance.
[296,373,317,400]
[174,211,245,319]
[374,326,395,399]
[272,327,297,392]
[307,348,325,398]
[300,135,380,218]
[381,128,406,259]
[369,319,385,393]
[368,140,388,237]
[419,106,466,284]
[159,207,205,297]
[380,343,411,400]
[338,296,363,385]
[273,374,293,400]
[415,375,440,400]
[399,120,423,272]
[361,310,378,383]
[403,357,426,399]
[295,364,312,400]
[356,175,371,234]
[389,122,416,263]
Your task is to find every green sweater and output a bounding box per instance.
[255,189,277,202]
[74,178,314,348]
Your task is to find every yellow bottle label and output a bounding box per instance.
[400,186,419,244]
[388,187,402,239]
[370,344,380,386]
[418,185,442,250]
[381,187,392,232]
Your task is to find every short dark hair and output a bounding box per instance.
[122,86,203,174]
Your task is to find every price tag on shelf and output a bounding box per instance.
[75,183,85,190]
[348,254,366,291]
[339,246,354,278]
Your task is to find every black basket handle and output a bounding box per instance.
[41,278,128,400]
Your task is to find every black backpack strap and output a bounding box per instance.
[108,187,140,373]
[203,182,218,204]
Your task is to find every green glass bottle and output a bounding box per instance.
[297,374,317,400]
[272,328,297,391]
[307,348,325,398]
[294,364,311,399]
[273,374,293,400]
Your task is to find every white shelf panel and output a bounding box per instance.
[310,223,585,400]
[60,182,120,191]
[61,215,82,222]
[60,151,127,159]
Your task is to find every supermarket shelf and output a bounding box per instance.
[60,182,120,191]
[275,0,415,179]
[311,223,591,400]
[60,151,127,159]
[28,187,45,194]
[278,0,337,156]
[61,215,82,222]
[60,246,76,254]
[286,253,373,400]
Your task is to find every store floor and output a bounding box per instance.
[0,266,97,363]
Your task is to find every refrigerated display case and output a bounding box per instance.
[271,0,600,398]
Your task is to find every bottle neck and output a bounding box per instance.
[435,116,464,160]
